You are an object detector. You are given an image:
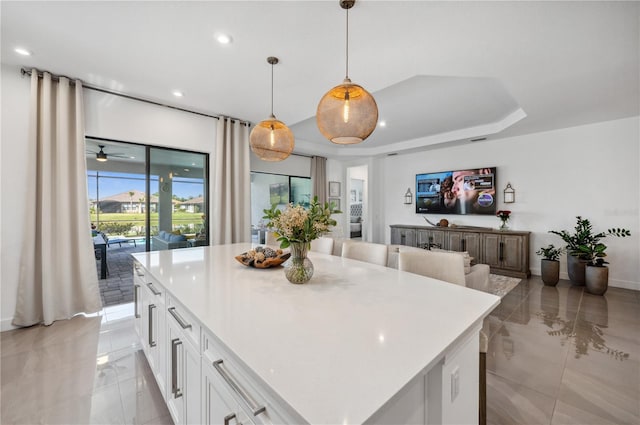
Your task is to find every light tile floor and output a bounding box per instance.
[1,277,638,425]
[1,303,172,425]
[485,277,639,425]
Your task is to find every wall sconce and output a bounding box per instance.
[404,188,413,205]
[504,183,515,203]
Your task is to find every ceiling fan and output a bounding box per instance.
[87,145,128,162]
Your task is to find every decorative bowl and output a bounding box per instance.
[235,246,290,269]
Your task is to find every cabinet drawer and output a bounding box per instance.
[167,296,200,351]
[202,331,294,424]
[133,260,146,285]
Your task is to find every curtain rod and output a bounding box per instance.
[20,67,251,126]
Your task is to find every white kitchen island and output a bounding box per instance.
[132,243,500,425]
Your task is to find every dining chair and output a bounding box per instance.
[310,237,334,255]
[341,241,388,267]
[398,249,488,425]
[398,250,466,286]
[265,231,279,247]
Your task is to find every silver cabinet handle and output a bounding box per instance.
[134,265,144,276]
[147,282,161,296]
[224,413,237,425]
[134,285,140,318]
[148,304,156,347]
[171,338,183,398]
[168,307,192,329]
[213,359,266,416]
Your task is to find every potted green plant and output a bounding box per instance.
[550,217,631,289]
[535,244,564,286]
[577,227,631,295]
[549,216,599,285]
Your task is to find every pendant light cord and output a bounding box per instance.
[271,61,274,117]
[345,7,349,79]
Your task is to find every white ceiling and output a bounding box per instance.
[2,1,638,158]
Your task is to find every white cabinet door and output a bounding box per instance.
[167,310,201,425]
[133,283,143,338]
[153,284,167,398]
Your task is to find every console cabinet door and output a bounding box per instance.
[417,229,446,249]
[391,227,416,246]
[500,234,524,272]
[481,234,524,272]
[481,234,501,268]
[448,232,480,260]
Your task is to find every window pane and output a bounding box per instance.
[250,172,311,243]
[150,148,208,250]
[291,177,312,207]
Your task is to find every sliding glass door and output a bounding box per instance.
[86,138,208,252]
[149,147,208,250]
[250,172,311,242]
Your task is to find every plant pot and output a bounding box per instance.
[567,253,588,285]
[283,242,314,284]
[585,265,608,296]
[540,259,560,286]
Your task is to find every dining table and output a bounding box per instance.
[93,234,107,279]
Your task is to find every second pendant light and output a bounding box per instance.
[250,56,294,161]
[316,0,378,145]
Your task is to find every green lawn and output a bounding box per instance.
[91,212,204,236]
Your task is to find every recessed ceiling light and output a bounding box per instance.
[14,47,31,56]
[130,156,136,159]
[172,90,184,97]
[215,33,232,45]
[184,168,190,172]
[379,121,387,127]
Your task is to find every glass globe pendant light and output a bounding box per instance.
[250,56,295,161]
[316,0,378,145]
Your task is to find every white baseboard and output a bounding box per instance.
[530,268,639,292]
[1,318,19,332]
[608,279,640,291]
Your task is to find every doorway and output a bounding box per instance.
[347,165,368,241]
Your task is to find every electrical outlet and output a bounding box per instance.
[450,367,460,402]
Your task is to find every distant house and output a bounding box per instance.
[93,190,158,213]
[178,196,204,213]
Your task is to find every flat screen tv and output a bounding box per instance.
[416,167,497,215]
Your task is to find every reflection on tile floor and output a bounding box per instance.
[1,303,172,425]
[486,277,640,425]
[1,277,638,425]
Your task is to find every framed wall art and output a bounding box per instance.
[328,181,341,197]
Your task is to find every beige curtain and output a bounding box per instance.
[311,155,327,205]
[212,117,251,244]
[13,71,102,327]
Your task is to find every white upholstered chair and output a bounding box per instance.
[310,237,334,255]
[265,231,279,247]
[398,250,466,286]
[398,249,488,425]
[341,241,388,267]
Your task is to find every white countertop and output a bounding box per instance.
[133,243,500,424]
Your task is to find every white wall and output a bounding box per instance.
[0,64,219,329]
[1,64,31,330]
[250,153,310,177]
[381,117,640,289]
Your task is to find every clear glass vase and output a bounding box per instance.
[499,218,509,230]
[284,242,314,284]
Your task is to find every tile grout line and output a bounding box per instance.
[548,286,585,425]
